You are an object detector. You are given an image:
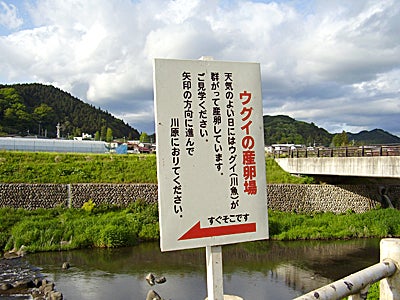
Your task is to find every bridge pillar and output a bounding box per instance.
[380,238,400,299]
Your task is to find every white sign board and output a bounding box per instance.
[154,58,268,252]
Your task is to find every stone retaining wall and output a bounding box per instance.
[267,184,383,213]
[0,183,398,213]
[70,184,158,208]
[0,184,69,210]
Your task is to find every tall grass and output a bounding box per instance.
[2,205,400,253]
[1,201,159,253]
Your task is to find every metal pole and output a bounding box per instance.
[206,245,224,300]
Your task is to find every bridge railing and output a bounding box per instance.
[294,238,400,300]
[281,145,400,158]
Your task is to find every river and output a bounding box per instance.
[14,238,379,300]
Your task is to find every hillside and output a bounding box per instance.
[264,115,332,146]
[263,115,400,146]
[1,83,398,145]
[0,83,140,139]
[348,129,400,145]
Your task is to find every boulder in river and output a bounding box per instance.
[146,289,161,300]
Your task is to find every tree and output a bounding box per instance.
[100,125,107,141]
[33,103,54,122]
[94,131,100,141]
[61,120,72,138]
[140,132,149,143]
[332,130,349,147]
[33,103,55,135]
[106,128,113,142]
[0,88,32,133]
[73,127,82,137]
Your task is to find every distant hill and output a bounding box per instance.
[263,115,400,146]
[0,83,140,139]
[263,115,332,146]
[1,83,398,146]
[347,129,400,145]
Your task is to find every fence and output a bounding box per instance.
[284,145,400,159]
[294,238,400,300]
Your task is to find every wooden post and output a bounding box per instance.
[380,238,400,299]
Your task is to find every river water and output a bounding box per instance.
[19,238,380,300]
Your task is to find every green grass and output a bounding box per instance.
[2,205,399,253]
[0,151,157,183]
[0,151,312,184]
[1,201,159,253]
[268,208,400,240]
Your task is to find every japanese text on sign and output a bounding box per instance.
[240,91,258,195]
[154,58,268,252]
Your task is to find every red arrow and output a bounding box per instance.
[178,221,256,240]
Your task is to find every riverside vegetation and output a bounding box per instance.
[1,151,399,254]
[1,151,399,253]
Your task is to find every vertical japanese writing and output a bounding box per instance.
[197,73,208,138]
[170,118,183,217]
[225,72,239,210]
[211,72,223,173]
[182,72,194,156]
[240,90,257,195]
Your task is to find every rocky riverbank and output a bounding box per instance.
[0,255,63,300]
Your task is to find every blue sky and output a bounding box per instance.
[1,0,400,137]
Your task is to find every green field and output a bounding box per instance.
[0,151,312,184]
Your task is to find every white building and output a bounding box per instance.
[0,137,108,153]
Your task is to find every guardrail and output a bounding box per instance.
[274,145,400,158]
[294,238,400,300]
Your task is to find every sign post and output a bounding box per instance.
[206,245,223,300]
[153,58,268,300]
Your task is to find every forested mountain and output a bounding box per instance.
[347,129,400,145]
[263,115,400,146]
[0,83,140,139]
[264,115,332,146]
[1,83,398,145]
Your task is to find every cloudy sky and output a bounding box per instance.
[1,0,399,136]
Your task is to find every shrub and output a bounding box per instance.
[96,224,137,248]
[82,199,96,213]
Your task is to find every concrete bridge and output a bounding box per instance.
[274,145,400,179]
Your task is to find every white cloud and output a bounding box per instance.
[0,1,23,30]
[0,0,399,137]
[353,69,400,97]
